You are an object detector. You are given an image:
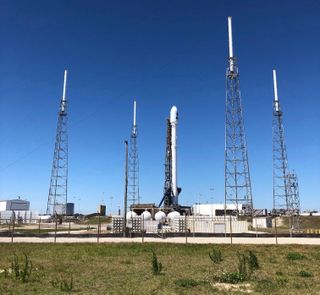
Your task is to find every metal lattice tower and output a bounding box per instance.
[272,69,300,228]
[224,17,253,216]
[46,70,68,216]
[128,100,140,207]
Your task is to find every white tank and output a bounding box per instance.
[155,211,166,222]
[167,211,180,221]
[126,211,137,219]
[141,210,152,221]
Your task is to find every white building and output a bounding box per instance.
[0,199,30,211]
[192,203,244,217]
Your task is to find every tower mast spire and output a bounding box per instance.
[224,17,253,217]
[272,69,300,230]
[46,70,69,216]
[128,99,140,207]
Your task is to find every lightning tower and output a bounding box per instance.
[272,69,300,229]
[224,17,253,216]
[46,70,69,216]
[128,100,140,207]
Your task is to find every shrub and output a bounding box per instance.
[286,252,304,260]
[151,251,162,275]
[218,271,247,284]
[11,253,33,283]
[51,277,74,293]
[299,270,313,278]
[237,252,248,279]
[247,251,259,271]
[209,247,222,264]
[175,279,206,288]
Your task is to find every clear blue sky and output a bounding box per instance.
[0,0,319,214]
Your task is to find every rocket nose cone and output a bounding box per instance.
[170,106,178,123]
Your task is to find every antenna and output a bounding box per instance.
[272,70,300,230]
[128,99,140,207]
[228,16,234,72]
[61,70,68,112]
[224,16,253,218]
[133,100,137,134]
[273,69,279,112]
[47,70,69,216]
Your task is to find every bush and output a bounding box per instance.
[286,252,304,260]
[247,251,259,271]
[237,252,248,279]
[51,277,74,293]
[218,271,247,284]
[209,247,222,264]
[216,251,260,284]
[151,251,162,275]
[175,279,206,288]
[299,270,313,278]
[11,253,33,283]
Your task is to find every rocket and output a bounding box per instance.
[170,106,178,204]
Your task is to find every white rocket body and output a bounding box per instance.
[272,70,280,112]
[170,106,178,204]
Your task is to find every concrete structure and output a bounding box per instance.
[253,217,272,228]
[0,210,38,223]
[0,199,30,211]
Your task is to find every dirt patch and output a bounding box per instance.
[212,282,252,293]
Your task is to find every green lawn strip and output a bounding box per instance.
[0,243,319,294]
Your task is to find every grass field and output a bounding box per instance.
[0,243,320,294]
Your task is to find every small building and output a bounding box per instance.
[192,203,244,217]
[0,199,30,211]
[253,217,272,228]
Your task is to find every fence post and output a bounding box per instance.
[185,214,188,245]
[274,217,278,245]
[11,211,15,244]
[229,215,233,245]
[68,221,71,236]
[38,218,41,235]
[97,214,101,243]
[54,216,58,243]
[192,214,195,238]
[142,215,144,243]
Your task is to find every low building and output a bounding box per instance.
[192,203,244,217]
[253,217,272,228]
[0,199,30,211]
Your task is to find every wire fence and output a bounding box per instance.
[0,215,318,244]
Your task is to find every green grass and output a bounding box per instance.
[0,243,320,294]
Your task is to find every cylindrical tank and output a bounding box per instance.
[155,211,166,222]
[141,210,152,221]
[66,203,75,216]
[98,205,106,216]
[126,211,137,219]
[167,211,180,221]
